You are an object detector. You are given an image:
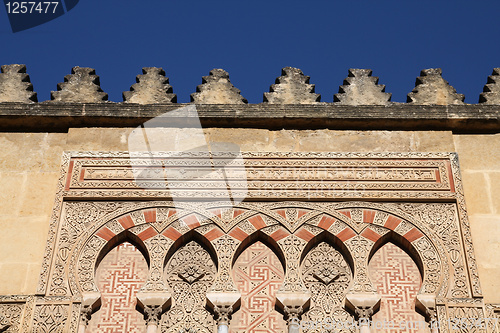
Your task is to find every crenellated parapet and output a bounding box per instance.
[123,67,177,104]
[334,69,391,106]
[0,64,37,103]
[479,68,500,104]
[50,67,108,103]
[190,69,247,104]
[0,64,499,105]
[264,67,320,104]
[407,68,465,105]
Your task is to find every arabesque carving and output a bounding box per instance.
[161,241,216,333]
[301,242,354,333]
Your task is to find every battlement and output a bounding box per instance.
[0,65,498,132]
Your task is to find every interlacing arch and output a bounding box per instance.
[68,201,451,331]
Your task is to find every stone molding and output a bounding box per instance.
[0,103,497,132]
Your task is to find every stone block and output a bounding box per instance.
[0,216,49,263]
[40,133,67,172]
[413,131,455,152]
[0,133,44,172]
[0,173,25,216]
[269,130,298,151]
[488,173,500,214]
[24,263,42,294]
[454,134,500,171]
[468,215,500,303]
[205,128,270,151]
[19,172,59,217]
[461,172,493,214]
[297,130,413,152]
[0,263,28,295]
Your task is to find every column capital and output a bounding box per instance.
[144,305,162,325]
[79,292,101,325]
[206,291,241,327]
[345,292,381,320]
[275,291,311,314]
[136,291,171,326]
[214,304,233,326]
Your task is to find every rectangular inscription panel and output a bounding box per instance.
[63,152,456,200]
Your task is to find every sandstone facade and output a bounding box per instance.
[0,66,499,332]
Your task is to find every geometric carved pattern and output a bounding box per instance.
[301,242,354,333]
[161,241,216,333]
[230,242,286,333]
[368,243,426,333]
[87,242,148,333]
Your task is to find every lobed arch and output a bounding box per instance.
[67,201,451,307]
[163,228,219,272]
[231,230,286,273]
[95,229,151,273]
[299,230,355,276]
[367,229,425,280]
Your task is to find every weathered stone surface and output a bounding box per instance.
[334,69,391,105]
[263,67,320,104]
[479,68,500,104]
[407,68,465,105]
[191,69,247,104]
[0,64,37,103]
[50,67,108,103]
[123,67,177,104]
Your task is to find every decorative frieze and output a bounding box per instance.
[62,152,454,200]
[8,151,485,332]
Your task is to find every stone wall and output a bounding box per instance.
[0,64,499,315]
[0,128,498,303]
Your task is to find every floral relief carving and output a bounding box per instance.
[278,235,308,293]
[32,304,68,333]
[161,241,216,333]
[0,304,23,332]
[301,242,354,333]
[210,235,239,293]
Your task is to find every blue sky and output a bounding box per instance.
[1,0,499,103]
